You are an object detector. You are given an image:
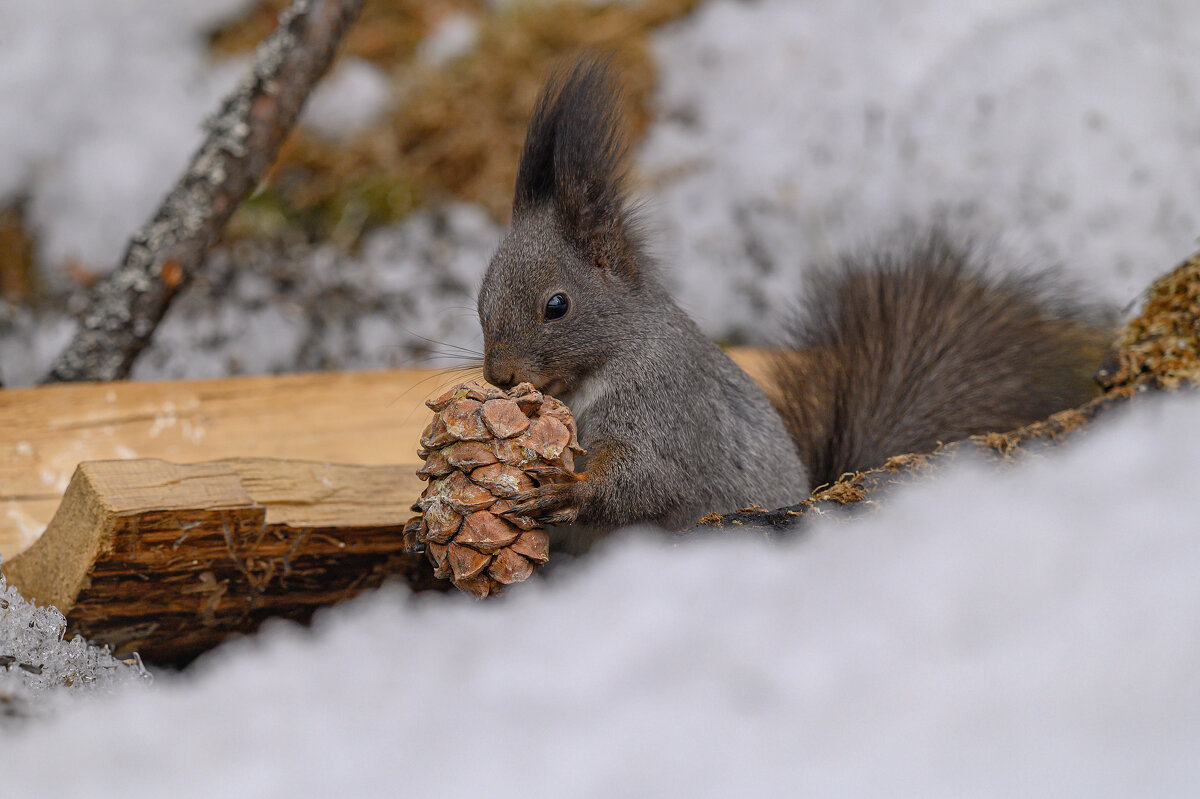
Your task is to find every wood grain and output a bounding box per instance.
[0,350,772,559]
[3,457,438,663]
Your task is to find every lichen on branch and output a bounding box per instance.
[46,0,366,383]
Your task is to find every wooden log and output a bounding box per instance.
[0,369,431,559]
[3,457,440,664]
[0,352,774,662]
[0,349,771,561]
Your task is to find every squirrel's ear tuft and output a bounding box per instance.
[513,55,638,279]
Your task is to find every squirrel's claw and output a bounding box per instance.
[508,479,589,525]
[524,465,583,483]
[539,508,580,525]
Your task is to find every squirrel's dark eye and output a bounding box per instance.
[544,292,569,321]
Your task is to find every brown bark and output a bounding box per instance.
[3,458,442,664]
[45,0,365,384]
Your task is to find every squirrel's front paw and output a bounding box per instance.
[508,476,593,525]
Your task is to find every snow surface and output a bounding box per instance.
[2,392,1198,796]
[0,566,149,725]
[0,0,251,285]
[639,0,1200,338]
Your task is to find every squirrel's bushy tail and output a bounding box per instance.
[772,231,1112,488]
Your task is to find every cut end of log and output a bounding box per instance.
[2,457,443,664]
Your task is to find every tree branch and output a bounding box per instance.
[45,0,365,383]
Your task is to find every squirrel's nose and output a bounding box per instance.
[483,357,515,389]
[488,370,515,389]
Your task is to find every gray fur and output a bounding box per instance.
[479,208,808,537]
[477,56,1108,546]
[478,58,807,541]
[771,230,1111,487]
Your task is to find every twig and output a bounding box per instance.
[45,0,365,383]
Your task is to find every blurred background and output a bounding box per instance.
[0,0,1197,385]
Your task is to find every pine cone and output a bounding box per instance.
[403,382,585,597]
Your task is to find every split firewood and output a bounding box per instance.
[2,458,442,664]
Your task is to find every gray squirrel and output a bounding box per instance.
[479,56,1108,543]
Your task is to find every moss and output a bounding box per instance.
[1098,253,1200,390]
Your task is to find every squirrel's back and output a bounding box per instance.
[481,54,1112,537]
[772,231,1111,488]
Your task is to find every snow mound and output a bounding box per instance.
[2,392,1198,796]
[0,567,150,724]
[0,0,249,284]
[641,0,1200,341]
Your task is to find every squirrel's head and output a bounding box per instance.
[478,56,648,395]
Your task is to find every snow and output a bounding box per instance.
[0,303,75,386]
[128,203,498,381]
[0,0,251,285]
[416,13,480,67]
[0,203,499,386]
[300,57,392,140]
[0,566,150,725]
[640,0,1200,339]
[2,392,1199,794]
[3,0,1197,376]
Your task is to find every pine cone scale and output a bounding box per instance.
[406,381,584,597]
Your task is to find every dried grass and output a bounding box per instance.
[212,0,702,245]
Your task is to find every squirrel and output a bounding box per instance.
[479,56,1109,546]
